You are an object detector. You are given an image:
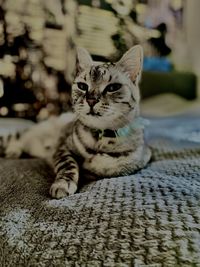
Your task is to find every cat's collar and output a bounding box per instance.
[92,117,150,139]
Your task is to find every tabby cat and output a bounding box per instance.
[3,45,151,199]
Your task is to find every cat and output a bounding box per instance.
[3,45,151,199]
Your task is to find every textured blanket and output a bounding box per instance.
[0,116,200,267]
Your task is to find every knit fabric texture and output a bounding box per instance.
[0,116,200,267]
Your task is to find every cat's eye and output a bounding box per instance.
[77,82,88,91]
[104,83,122,93]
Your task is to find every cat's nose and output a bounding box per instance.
[86,97,99,107]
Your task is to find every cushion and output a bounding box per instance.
[0,115,200,266]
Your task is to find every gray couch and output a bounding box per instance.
[0,115,200,266]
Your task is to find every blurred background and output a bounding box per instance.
[0,0,199,121]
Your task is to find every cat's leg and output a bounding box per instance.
[50,149,79,199]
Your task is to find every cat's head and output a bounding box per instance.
[72,45,143,130]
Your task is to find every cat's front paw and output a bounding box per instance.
[50,179,77,199]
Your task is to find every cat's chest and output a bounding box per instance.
[70,125,122,158]
[94,137,115,151]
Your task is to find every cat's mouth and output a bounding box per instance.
[86,108,101,117]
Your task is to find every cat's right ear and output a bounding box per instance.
[76,47,93,73]
[116,45,143,84]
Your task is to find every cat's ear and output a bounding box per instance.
[76,47,93,73]
[116,45,143,84]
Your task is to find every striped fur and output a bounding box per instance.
[50,45,151,198]
[1,46,151,199]
[2,113,75,163]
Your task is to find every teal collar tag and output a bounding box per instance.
[117,117,150,137]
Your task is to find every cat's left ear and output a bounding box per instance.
[116,45,143,84]
[76,47,93,73]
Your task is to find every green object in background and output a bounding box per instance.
[140,71,197,100]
